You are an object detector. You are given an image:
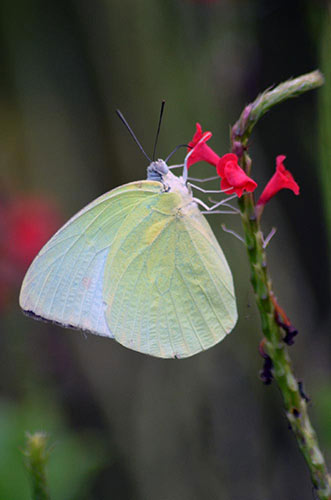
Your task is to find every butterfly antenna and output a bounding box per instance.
[116,109,151,162]
[165,144,191,163]
[152,100,165,161]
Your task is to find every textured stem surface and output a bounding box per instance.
[231,70,331,500]
[24,432,51,500]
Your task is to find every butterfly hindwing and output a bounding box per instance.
[103,193,237,358]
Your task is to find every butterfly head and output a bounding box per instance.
[147,159,169,182]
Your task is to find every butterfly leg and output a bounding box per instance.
[194,198,238,215]
[189,183,232,194]
[187,175,219,182]
[207,195,240,214]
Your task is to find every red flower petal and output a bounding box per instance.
[216,153,257,197]
[257,155,300,206]
[186,123,220,169]
[188,122,204,146]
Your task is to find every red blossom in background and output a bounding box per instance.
[186,123,220,169]
[0,194,61,312]
[216,153,258,197]
[257,155,300,208]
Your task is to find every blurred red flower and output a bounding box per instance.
[186,123,220,169]
[257,155,300,207]
[216,153,257,197]
[0,194,61,311]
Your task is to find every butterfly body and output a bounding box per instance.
[20,162,237,358]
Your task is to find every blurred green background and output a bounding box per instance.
[0,1,330,499]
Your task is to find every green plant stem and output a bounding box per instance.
[24,432,51,500]
[231,70,331,500]
[232,70,324,149]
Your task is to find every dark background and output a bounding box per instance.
[0,1,330,499]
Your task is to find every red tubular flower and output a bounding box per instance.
[216,153,257,197]
[257,155,300,207]
[186,123,220,169]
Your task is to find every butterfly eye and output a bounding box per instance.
[155,160,169,175]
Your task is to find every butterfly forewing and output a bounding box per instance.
[19,181,163,336]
